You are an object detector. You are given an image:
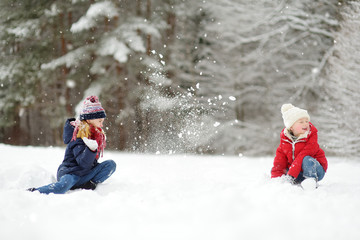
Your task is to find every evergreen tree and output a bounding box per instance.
[1,0,356,157]
[0,0,57,145]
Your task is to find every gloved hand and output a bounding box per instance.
[283,174,296,184]
[82,137,98,151]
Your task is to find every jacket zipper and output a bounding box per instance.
[283,138,305,161]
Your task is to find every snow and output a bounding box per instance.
[44,3,58,17]
[97,37,130,63]
[41,46,91,70]
[121,30,146,52]
[140,95,178,111]
[71,1,118,33]
[148,74,171,86]
[6,20,39,38]
[1,144,360,240]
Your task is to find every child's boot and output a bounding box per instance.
[71,180,97,190]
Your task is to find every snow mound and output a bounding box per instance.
[301,178,317,191]
[0,165,54,190]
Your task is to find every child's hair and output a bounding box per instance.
[76,120,91,139]
[71,118,106,157]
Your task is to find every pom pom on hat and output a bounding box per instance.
[281,104,294,114]
[79,96,106,120]
[281,103,310,129]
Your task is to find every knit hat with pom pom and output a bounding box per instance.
[79,96,106,120]
[281,103,310,129]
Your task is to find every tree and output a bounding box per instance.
[191,0,339,155]
[1,0,354,157]
[316,1,360,156]
[0,0,58,145]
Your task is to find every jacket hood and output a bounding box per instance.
[63,118,76,144]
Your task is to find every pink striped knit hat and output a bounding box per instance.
[79,96,106,120]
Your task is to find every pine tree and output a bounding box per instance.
[0,0,57,145]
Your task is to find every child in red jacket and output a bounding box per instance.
[271,104,328,189]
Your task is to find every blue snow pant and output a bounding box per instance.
[36,160,116,194]
[295,156,325,183]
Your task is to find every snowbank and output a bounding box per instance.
[0,144,359,240]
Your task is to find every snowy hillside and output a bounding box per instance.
[1,144,360,240]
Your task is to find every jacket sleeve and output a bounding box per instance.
[287,131,320,178]
[72,140,98,169]
[271,144,288,178]
[63,118,76,144]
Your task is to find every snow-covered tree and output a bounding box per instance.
[317,1,360,157]
[35,0,213,153]
[192,0,339,155]
[127,0,216,153]
[1,0,355,157]
[41,0,148,149]
[0,0,55,145]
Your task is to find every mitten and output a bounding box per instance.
[283,174,296,184]
[82,137,98,151]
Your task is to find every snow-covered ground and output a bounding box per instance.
[1,144,360,240]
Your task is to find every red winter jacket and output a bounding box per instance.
[271,123,328,178]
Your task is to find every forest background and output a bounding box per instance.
[0,0,359,157]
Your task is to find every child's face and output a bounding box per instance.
[87,118,105,128]
[290,117,309,137]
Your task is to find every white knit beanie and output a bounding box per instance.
[281,103,310,129]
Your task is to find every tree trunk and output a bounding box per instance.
[146,0,152,55]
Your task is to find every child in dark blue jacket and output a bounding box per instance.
[28,96,116,194]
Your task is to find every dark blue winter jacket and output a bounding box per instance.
[57,118,98,180]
